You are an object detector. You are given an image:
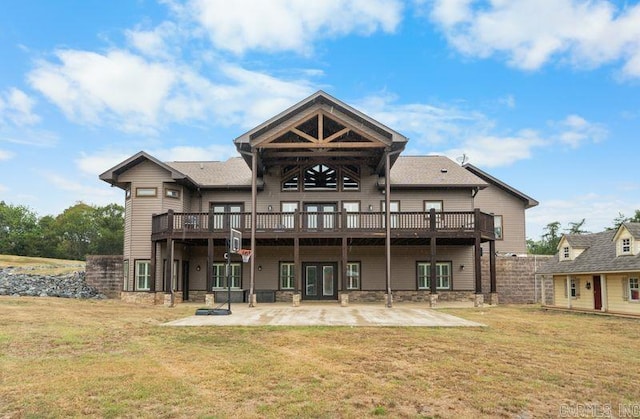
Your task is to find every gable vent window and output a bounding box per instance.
[562,246,570,260]
[305,164,337,191]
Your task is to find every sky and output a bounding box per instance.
[1,0,640,241]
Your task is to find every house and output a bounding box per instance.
[537,223,640,316]
[99,91,537,306]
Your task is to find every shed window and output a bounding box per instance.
[630,278,639,301]
[622,238,631,254]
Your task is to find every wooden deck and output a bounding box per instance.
[151,209,495,241]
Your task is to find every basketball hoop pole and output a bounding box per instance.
[226,236,231,313]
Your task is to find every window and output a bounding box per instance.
[123,260,129,290]
[280,262,295,290]
[494,215,503,240]
[570,278,578,298]
[346,262,361,290]
[424,201,443,212]
[125,188,131,199]
[212,263,241,289]
[622,238,631,254]
[562,246,570,260]
[210,203,243,230]
[135,260,151,291]
[417,262,452,290]
[281,202,298,229]
[282,166,300,191]
[136,187,157,197]
[304,164,337,191]
[342,165,360,191]
[165,188,180,199]
[343,202,360,229]
[381,201,400,228]
[630,278,639,301]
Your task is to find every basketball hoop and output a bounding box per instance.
[237,249,252,263]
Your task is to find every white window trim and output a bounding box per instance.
[212,263,241,290]
[346,262,361,290]
[280,262,295,290]
[630,277,639,302]
[136,187,157,197]
[135,260,151,291]
[622,238,632,254]
[417,262,452,290]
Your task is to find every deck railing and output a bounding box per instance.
[152,209,495,238]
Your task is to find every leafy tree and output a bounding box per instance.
[527,221,563,255]
[0,201,41,256]
[91,203,124,255]
[609,210,640,230]
[566,218,588,234]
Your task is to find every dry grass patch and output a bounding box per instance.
[0,254,85,275]
[1,298,639,418]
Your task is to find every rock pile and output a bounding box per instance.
[0,268,106,299]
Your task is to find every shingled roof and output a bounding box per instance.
[382,156,488,189]
[537,224,640,275]
[168,158,258,188]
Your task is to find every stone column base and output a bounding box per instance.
[205,293,215,307]
[340,293,349,307]
[248,293,257,307]
[292,293,301,307]
[164,293,174,307]
[429,293,439,308]
[473,293,484,307]
[489,292,499,305]
[384,293,393,308]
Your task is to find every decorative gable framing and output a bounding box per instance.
[234,91,407,175]
[557,235,590,261]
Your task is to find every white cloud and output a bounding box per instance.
[151,144,239,162]
[0,184,7,193]
[28,49,176,133]
[125,21,182,59]
[0,149,15,161]
[28,48,317,134]
[355,93,492,146]
[552,114,608,148]
[0,88,40,126]
[187,0,403,54]
[75,151,132,177]
[426,0,640,77]
[443,130,546,168]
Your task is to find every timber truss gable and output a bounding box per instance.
[235,91,407,175]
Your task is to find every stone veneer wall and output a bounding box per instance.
[85,255,123,299]
[481,255,554,304]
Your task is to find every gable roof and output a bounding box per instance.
[463,163,538,209]
[563,234,593,249]
[537,229,640,275]
[621,222,640,239]
[167,158,260,189]
[99,151,197,189]
[381,156,488,189]
[234,91,408,174]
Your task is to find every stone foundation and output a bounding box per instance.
[121,291,165,305]
[205,293,215,307]
[339,293,349,307]
[275,290,296,302]
[429,293,439,308]
[345,290,475,303]
[473,293,484,307]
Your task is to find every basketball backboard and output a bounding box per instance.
[230,228,242,253]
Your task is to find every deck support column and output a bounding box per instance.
[150,240,157,292]
[429,236,438,307]
[489,239,498,305]
[341,236,348,294]
[384,150,392,308]
[249,149,257,307]
[474,233,483,307]
[206,238,214,305]
[165,238,175,307]
[294,237,301,306]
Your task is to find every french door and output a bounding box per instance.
[304,203,337,230]
[303,263,338,300]
[210,203,243,230]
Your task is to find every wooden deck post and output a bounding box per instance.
[150,240,156,292]
[490,239,497,293]
[385,150,392,308]
[206,238,214,293]
[294,237,301,298]
[341,236,348,292]
[249,149,257,307]
[430,237,437,294]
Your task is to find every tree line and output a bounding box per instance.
[0,201,123,261]
[526,210,640,255]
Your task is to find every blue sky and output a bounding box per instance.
[1,0,640,240]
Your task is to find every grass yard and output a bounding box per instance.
[1,298,638,418]
[0,254,85,276]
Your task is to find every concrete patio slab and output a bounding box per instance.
[163,303,485,327]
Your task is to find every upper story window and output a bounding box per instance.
[493,215,503,240]
[305,164,337,190]
[281,164,359,192]
[629,278,639,301]
[136,187,157,197]
[165,188,180,199]
[622,238,631,254]
[562,246,570,260]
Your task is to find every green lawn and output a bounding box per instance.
[1,297,638,418]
